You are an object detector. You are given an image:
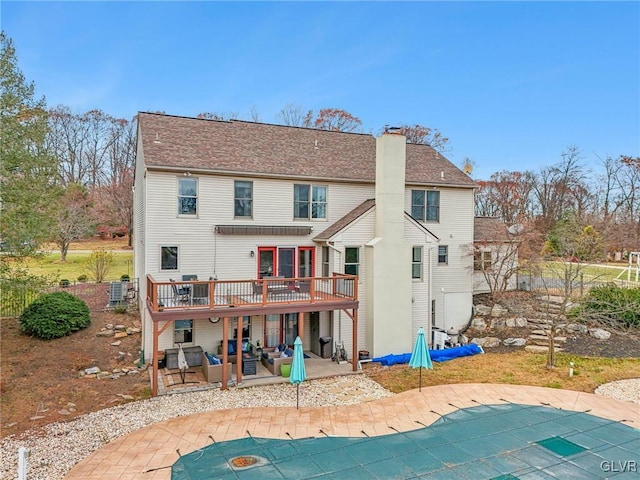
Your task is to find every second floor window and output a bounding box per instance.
[438,245,448,265]
[411,190,440,222]
[412,246,423,279]
[294,184,327,219]
[344,247,359,276]
[234,180,253,217]
[178,177,197,215]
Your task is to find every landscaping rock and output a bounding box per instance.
[110,341,122,346]
[506,317,528,327]
[566,323,588,334]
[114,331,128,339]
[475,304,492,316]
[503,338,526,347]
[472,337,501,348]
[491,318,506,329]
[471,318,487,330]
[491,304,508,317]
[126,327,141,335]
[589,328,611,340]
[96,330,114,337]
[114,324,126,331]
[84,366,100,375]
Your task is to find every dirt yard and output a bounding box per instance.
[0,308,149,439]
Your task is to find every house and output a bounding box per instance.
[473,216,520,295]
[134,112,477,395]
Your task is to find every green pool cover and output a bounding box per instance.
[172,403,639,479]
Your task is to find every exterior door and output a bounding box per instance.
[258,247,276,278]
[283,313,298,345]
[265,314,280,347]
[278,247,295,278]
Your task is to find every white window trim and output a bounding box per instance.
[293,184,328,220]
[174,319,194,346]
[412,246,423,281]
[177,176,198,217]
[160,245,179,271]
[437,245,448,265]
[234,180,253,219]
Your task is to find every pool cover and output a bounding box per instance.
[172,403,639,479]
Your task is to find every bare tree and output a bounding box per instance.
[52,183,94,261]
[196,111,238,121]
[474,170,536,224]
[473,218,530,300]
[533,218,605,368]
[276,103,313,127]
[395,124,450,152]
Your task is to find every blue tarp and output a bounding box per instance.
[372,344,483,366]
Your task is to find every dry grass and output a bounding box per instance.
[43,237,130,251]
[364,350,640,394]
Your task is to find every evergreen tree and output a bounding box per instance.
[0,31,59,258]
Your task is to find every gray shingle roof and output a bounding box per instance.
[474,217,511,242]
[138,112,477,187]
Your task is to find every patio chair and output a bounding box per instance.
[170,279,190,303]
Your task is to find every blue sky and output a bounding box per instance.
[3,1,639,180]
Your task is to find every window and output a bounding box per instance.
[178,177,197,215]
[412,246,423,279]
[438,245,448,265]
[322,246,329,277]
[411,190,440,221]
[234,180,252,217]
[344,247,359,276]
[294,184,327,219]
[174,319,193,344]
[431,300,436,327]
[474,250,493,271]
[161,246,178,270]
[298,247,314,277]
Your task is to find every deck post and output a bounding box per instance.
[222,317,229,390]
[352,308,358,372]
[152,318,159,396]
[236,316,243,385]
[298,311,304,341]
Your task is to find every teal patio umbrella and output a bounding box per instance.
[409,327,433,392]
[290,336,307,409]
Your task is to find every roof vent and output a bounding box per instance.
[153,133,161,144]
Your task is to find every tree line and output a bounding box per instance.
[475,146,640,260]
[2,30,638,268]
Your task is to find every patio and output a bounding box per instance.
[154,353,358,396]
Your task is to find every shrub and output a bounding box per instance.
[120,274,130,282]
[77,274,88,282]
[112,302,129,314]
[573,284,640,330]
[59,279,70,288]
[19,291,91,339]
[85,249,113,283]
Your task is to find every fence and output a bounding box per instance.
[0,278,139,318]
[517,270,639,297]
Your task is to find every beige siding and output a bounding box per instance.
[406,186,475,330]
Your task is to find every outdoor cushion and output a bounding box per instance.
[228,342,236,355]
[285,348,294,357]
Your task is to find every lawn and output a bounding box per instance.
[365,350,640,394]
[21,251,134,282]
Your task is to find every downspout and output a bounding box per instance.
[325,240,343,347]
[428,244,434,346]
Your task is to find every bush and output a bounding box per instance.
[77,274,88,282]
[573,284,640,330]
[59,279,70,288]
[19,291,91,339]
[120,274,130,282]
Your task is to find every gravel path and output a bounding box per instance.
[594,378,640,404]
[2,376,638,480]
[0,376,392,480]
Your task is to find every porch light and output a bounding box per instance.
[250,250,255,257]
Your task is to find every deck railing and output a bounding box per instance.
[145,274,357,312]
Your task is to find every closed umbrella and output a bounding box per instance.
[409,327,433,392]
[289,336,307,409]
[177,343,189,384]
